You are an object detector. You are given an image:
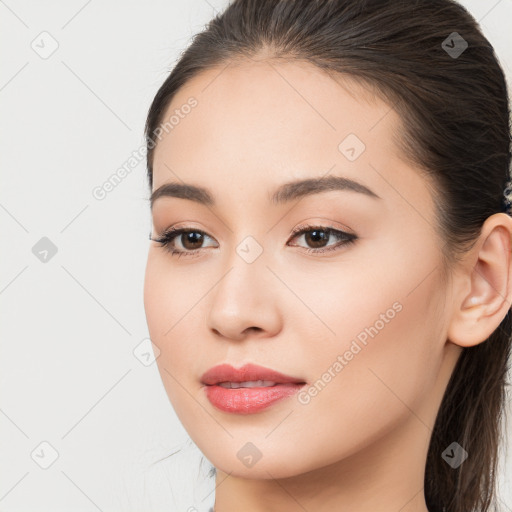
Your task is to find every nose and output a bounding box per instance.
[206,255,283,341]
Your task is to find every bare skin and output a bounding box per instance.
[143,57,512,512]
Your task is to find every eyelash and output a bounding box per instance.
[150,223,357,259]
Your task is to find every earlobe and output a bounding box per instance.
[447,213,512,348]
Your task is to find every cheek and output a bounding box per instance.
[143,251,166,334]
[289,249,445,430]
[143,251,207,404]
[296,263,444,437]
[143,251,198,338]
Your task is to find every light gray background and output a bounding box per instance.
[1,1,511,511]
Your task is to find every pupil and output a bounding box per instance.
[183,232,203,249]
[306,230,328,248]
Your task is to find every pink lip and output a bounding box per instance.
[201,363,305,385]
[201,363,306,414]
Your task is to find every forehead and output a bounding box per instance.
[152,59,403,182]
[149,60,424,213]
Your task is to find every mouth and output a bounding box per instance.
[201,363,307,414]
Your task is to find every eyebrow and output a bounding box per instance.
[150,175,381,209]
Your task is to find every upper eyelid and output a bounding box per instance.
[159,224,350,236]
[291,223,354,236]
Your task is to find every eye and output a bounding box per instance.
[287,223,357,255]
[149,227,218,258]
[149,223,357,258]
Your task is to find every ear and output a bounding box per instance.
[447,213,512,347]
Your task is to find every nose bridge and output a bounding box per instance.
[215,232,270,309]
[216,203,271,276]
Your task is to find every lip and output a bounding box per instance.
[201,363,307,414]
[201,363,305,386]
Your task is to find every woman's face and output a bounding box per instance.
[144,59,460,479]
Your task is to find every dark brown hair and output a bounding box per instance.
[144,1,512,511]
